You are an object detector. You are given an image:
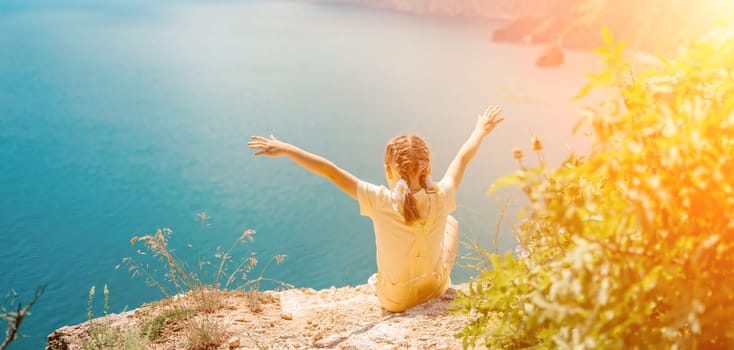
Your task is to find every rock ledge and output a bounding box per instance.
[47,283,471,349]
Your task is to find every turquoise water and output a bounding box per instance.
[0,1,600,348]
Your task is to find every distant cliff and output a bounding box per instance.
[493,0,734,51]
[320,0,562,19]
[321,0,734,52]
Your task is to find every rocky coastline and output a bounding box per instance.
[47,283,472,349]
[323,0,734,54]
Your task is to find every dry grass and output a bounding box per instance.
[135,287,230,347]
[142,308,190,342]
[118,223,290,298]
[96,216,291,348]
[72,288,232,349]
[82,323,149,350]
[244,290,266,314]
[225,288,277,314]
[157,287,227,315]
[80,285,150,350]
[80,285,228,349]
[184,316,228,350]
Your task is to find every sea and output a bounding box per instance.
[0,0,601,348]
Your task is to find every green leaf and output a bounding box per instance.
[602,26,614,47]
[573,113,591,134]
[456,25,734,350]
[487,173,522,194]
[574,83,595,100]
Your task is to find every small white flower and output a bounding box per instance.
[393,178,409,201]
[515,244,530,258]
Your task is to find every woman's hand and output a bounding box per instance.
[475,105,504,137]
[248,134,288,157]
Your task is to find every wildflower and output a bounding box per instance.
[646,75,677,95]
[393,178,409,201]
[531,135,543,151]
[514,244,530,258]
[580,107,596,120]
[512,147,524,160]
[240,229,256,241]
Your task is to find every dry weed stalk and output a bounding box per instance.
[82,284,148,349]
[1,285,45,350]
[118,222,291,298]
[107,213,293,347]
[457,197,513,273]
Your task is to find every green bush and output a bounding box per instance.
[453,26,734,349]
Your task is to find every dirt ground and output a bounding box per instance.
[47,283,473,350]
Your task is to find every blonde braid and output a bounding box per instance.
[385,134,433,225]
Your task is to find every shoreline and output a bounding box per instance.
[309,0,519,22]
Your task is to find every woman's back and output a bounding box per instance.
[357,177,456,312]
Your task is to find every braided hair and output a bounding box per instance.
[384,134,434,225]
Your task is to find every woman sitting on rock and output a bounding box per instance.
[247,105,504,312]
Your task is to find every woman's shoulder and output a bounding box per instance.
[357,180,394,206]
[434,177,456,194]
[358,179,390,194]
[431,177,457,213]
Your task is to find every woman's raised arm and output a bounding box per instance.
[442,105,504,190]
[248,134,359,199]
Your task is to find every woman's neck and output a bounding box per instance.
[408,176,433,193]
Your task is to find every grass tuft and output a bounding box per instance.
[184,316,228,350]
[142,308,191,341]
[82,285,148,350]
[80,213,291,348]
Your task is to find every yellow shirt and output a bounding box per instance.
[357,178,456,312]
